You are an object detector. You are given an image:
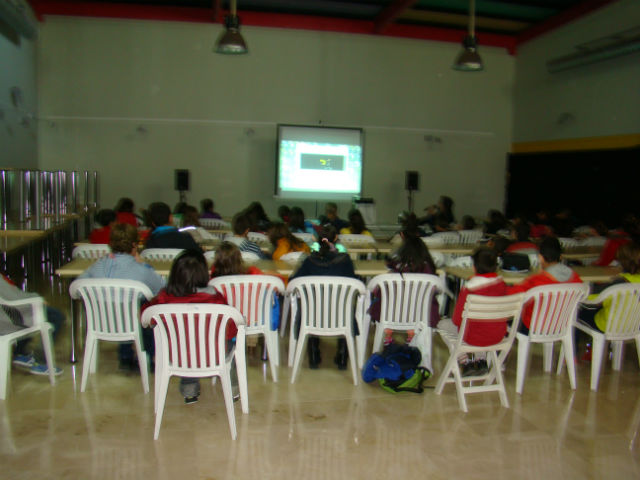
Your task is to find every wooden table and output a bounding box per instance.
[56,258,391,279]
[444,265,621,285]
[562,246,602,261]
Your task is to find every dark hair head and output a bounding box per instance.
[439,196,454,213]
[109,223,138,254]
[324,202,338,216]
[115,198,134,213]
[490,235,512,256]
[473,247,498,274]
[539,236,562,263]
[277,205,290,220]
[401,213,421,238]
[461,215,476,231]
[617,242,640,274]
[96,209,116,227]
[173,202,188,215]
[514,222,531,242]
[182,205,200,227]
[166,249,210,297]
[212,241,246,277]
[393,235,436,272]
[347,209,367,234]
[316,224,338,256]
[268,222,305,249]
[201,198,214,212]
[289,207,306,230]
[148,202,171,227]
[232,211,250,235]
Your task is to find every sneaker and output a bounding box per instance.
[30,363,63,376]
[13,353,36,368]
[184,395,199,405]
[461,361,476,377]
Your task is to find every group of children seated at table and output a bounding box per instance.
[12,194,630,402]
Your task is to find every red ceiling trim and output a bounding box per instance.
[517,0,617,46]
[28,0,517,53]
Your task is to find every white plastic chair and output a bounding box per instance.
[457,230,483,245]
[279,251,307,264]
[362,273,443,371]
[199,218,231,230]
[574,284,640,391]
[430,232,461,245]
[577,236,606,247]
[241,251,261,263]
[287,276,366,385]
[515,283,589,395]
[72,244,111,259]
[338,234,376,247]
[292,232,315,244]
[69,279,154,393]
[247,232,270,247]
[422,236,443,248]
[140,248,184,261]
[208,275,285,382]
[558,237,579,249]
[141,303,248,440]
[0,296,56,399]
[435,293,524,412]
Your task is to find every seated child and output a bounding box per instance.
[141,250,233,404]
[437,247,508,376]
[509,236,582,333]
[89,209,116,244]
[227,211,271,259]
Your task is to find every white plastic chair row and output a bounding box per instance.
[199,218,231,230]
[72,244,111,259]
[140,248,184,261]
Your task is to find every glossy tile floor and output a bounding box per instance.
[2,288,640,479]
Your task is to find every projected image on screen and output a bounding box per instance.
[300,153,345,171]
[276,125,363,200]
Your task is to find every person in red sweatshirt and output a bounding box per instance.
[141,249,233,404]
[509,236,582,333]
[438,247,509,376]
[88,209,116,244]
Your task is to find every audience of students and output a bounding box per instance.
[290,225,357,370]
[200,198,222,219]
[115,197,139,227]
[288,206,316,236]
[227,212,270,259]
[144,202,202,252]
[89,209,116,244]
[318,202,349,232]
[340,209,372,236]
[268,222,310,260]
[141,249,232,404]
[79,223,165,369]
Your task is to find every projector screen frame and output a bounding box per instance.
[274,123,364,201]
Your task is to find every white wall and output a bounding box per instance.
[37,16,515,223]
[513,0,640,142]
[0,26,38,169]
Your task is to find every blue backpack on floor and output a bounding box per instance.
[362,343,431,394]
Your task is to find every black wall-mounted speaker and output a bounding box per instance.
[175,169,190,191]
[405,171,419,191]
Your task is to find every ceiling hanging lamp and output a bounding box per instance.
[452,0,483,71]
[214,0,248,55]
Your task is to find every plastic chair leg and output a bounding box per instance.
[235,341,249,414]
[492,350,509,409]
[561,336,577,390]
[40,325,56,386]
[0,341,10,400]
[611,341,624,370]
[81,336,96,392]
[543,343,554,372]
[515,335,531,395]
[590,336,606,391]
[220,371,238,440]
[133,338,149,394]
[290,334,307,384]
[153,372,171,440]
[345,335,358,386]
[279,297,290,338]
